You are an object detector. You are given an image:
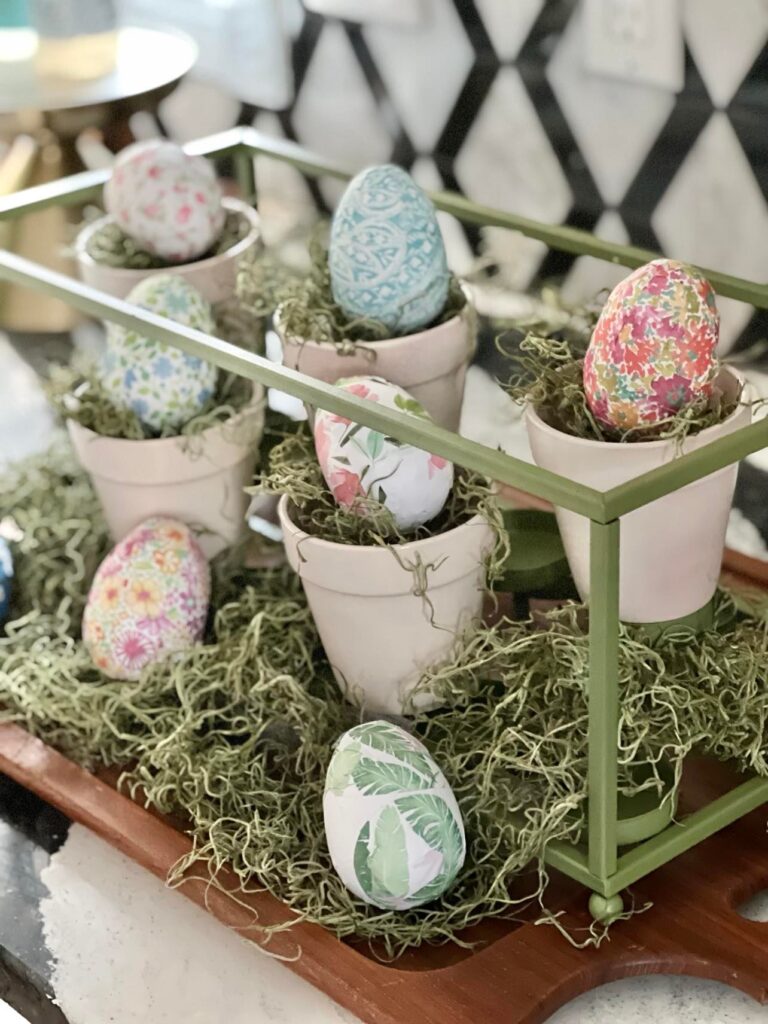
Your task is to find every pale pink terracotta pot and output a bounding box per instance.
[275,300,476,432]
[68,386,265,559]
[278,496,493,715]
[75,197,261,304]
[526,367,749,623]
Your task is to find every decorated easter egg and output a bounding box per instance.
[83,517,210,680]
[329,164,450,335]
[313,376,453,532]
[583,258,720,432]
[104,140,225,262]
[101,273,218,433]
[324,720,466,910]
[0,539,13,623]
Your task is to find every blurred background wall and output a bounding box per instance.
[127,0,768,355]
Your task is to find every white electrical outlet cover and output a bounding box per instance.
[584,0,684,93]
[303,0,426,26]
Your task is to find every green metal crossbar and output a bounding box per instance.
[0,127,765,917]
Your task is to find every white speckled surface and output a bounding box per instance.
[38,825,768,1024]
[0,1004,25,1023]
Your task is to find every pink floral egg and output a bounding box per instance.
[313,376,453,532]
[583,259,720,432]
[104,140,225,262]
[83,517,210,680]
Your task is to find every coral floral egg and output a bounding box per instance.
[104,140,225,262]
[101,273,218,433]
[323,720,466,910]
[329,164,450,335]
[313,376,453,532]
[83,517,210,680]
[583,258,720,432]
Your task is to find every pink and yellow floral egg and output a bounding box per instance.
[104,140,225,262]
[313,376,453,533]
[83,517,210,680]
[583,258,720,432]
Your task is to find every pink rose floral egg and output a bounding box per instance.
[313,376,453,533]
[83,517,210,681]
[583,258,720,432]
[104,140,225,262]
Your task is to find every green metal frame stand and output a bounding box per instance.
[1,127,768,921]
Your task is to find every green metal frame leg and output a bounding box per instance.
[587,518,621,883]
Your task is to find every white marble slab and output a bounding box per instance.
[37,825,768,1024]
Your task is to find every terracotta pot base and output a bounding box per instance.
[68,387,266,559]
[526,367,750,623]
[278,496,493,715]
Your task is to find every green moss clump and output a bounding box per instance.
[3,448,768,957]
[502,332,739,444]
[84,209,251,270]
[237,224,467,351]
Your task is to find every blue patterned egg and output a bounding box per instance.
[324,721,466,910]
[329,164,450,335]
[0,539,13,624]
[101,274,218,433]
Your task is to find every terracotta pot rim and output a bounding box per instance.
[273,296,471,354]
[66,384,265,452]
[278,493,488,556]
[75,196,261,277]
[525,365,747,452]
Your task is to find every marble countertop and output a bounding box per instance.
[2,333,768,1023]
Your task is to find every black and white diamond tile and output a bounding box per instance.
[683,0,768,110]
[455,66,573,289]
[290,20,393,204]
[195,0,768,351]
[363,0,474,155]
[559,210,630,305]
[652,111,768,350]
[474,0,544,61]
[545,7,676,210]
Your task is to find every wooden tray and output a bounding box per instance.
[0,724,767,1024]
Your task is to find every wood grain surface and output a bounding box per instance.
[0,725,766,1024]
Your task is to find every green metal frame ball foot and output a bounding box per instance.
[588,892,626,924]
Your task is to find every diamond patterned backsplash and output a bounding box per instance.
[163,0,768,353]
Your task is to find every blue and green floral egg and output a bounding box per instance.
[329,164,450,335]
[323,720,466,910]
[100,274,218,433]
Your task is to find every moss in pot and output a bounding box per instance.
[53,273,266,559]
[238,164,476,431]
[505,259,752,624]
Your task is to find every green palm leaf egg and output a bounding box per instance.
[324,741,362,795]
[352,756,431,796]
[323,720,466,911]
[353,820,374,899]
[350,721,437,781]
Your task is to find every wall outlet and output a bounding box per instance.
[302,0,427,26]
[584,0,684,92]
